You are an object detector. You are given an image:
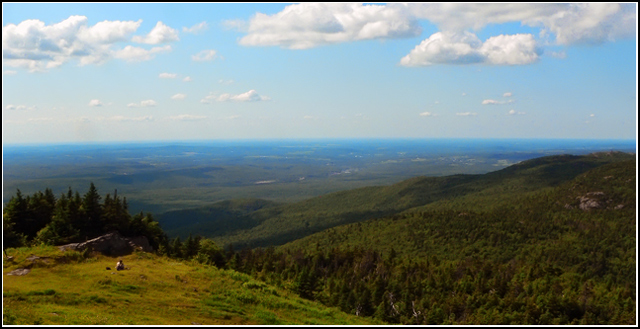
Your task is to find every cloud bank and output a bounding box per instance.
[230,3,636,65]
[235,3,420,49]
[2,16,178,71]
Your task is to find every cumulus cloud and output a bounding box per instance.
[183,76,192,82]
[168,114,206,121]
[159,72,178,79]
[508,109,526,115]
[230,3,635,69]
[482,99,514,105]
[408,3,636,45]
[456,112,477,116]
[419,111,436,117]
[235,3,420,49]
[503,92,512,97]
[202,90,270,103]
[183,22,208,34]
[132,21,179,44]
[113,45,171,62]
[2,16,145,71]
[88,99,103,107]
[171,93,186,100]
[400,31,541,66]
[127,99,157,107]
[230,90,271,102]
[192,49,218,61]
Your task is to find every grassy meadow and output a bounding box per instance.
[2,246,378,325]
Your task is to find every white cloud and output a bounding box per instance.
[5,104,36,110]
[2,16,144,71]
[88,99,103,107]
[200,93,217,104]
[528,3,637,45]
[168,114,206,121]
[230,90,271,102]
[229,3,636,67]
[3,70,17,75]
[108,115,154,122]
[236,3,420,49]
[408,3,636,45]
[456,112,477,116]
[192,49,218,61]
[218,79,234,85]
[482,99,515,105]
[113,45,171,62]
[590,114,595,117]
[159,72,178,79]
[202,90,270,103]
[171,93,186,100]
[132,21,179,44]
[508,109,526,115]
[400,31,541,66]
[140,100,156,107]
[419,111,435,117]
[183,22,208,34]
[183,76,192,82]
[503,92,512,97]
[127,99,157,107]
[304,115,319,120]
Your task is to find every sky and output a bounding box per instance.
[2,3,638,144]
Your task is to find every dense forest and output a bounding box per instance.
[3,153,636,325]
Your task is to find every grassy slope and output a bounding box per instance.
[206,152,634,248]
[2,246,379,325]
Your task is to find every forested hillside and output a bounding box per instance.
[158,151,634,249]
[226,159,637,324]
[4,152,636,325]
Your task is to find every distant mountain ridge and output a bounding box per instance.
[157,151,634,248]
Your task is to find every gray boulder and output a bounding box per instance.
[58,231,153,256]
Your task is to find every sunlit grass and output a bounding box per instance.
[3,246,378,325]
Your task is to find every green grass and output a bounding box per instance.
[3,246,380,325]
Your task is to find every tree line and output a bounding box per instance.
[2,181,635,325]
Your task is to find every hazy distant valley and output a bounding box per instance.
[3,139,635,216]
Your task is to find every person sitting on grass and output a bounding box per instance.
[116,260,125,271]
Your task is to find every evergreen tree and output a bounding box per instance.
[3,215,25,257]
[81,182,103,238]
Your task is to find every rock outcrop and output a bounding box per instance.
[58,231,153,256]
[577,192,605,211]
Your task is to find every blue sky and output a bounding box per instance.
[2,3,637,144]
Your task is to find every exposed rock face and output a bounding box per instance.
[58,232,153,256]
[577,192,605,211]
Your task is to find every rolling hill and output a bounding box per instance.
[157,151,634,249]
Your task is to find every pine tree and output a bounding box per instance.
[81,182,103,238]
